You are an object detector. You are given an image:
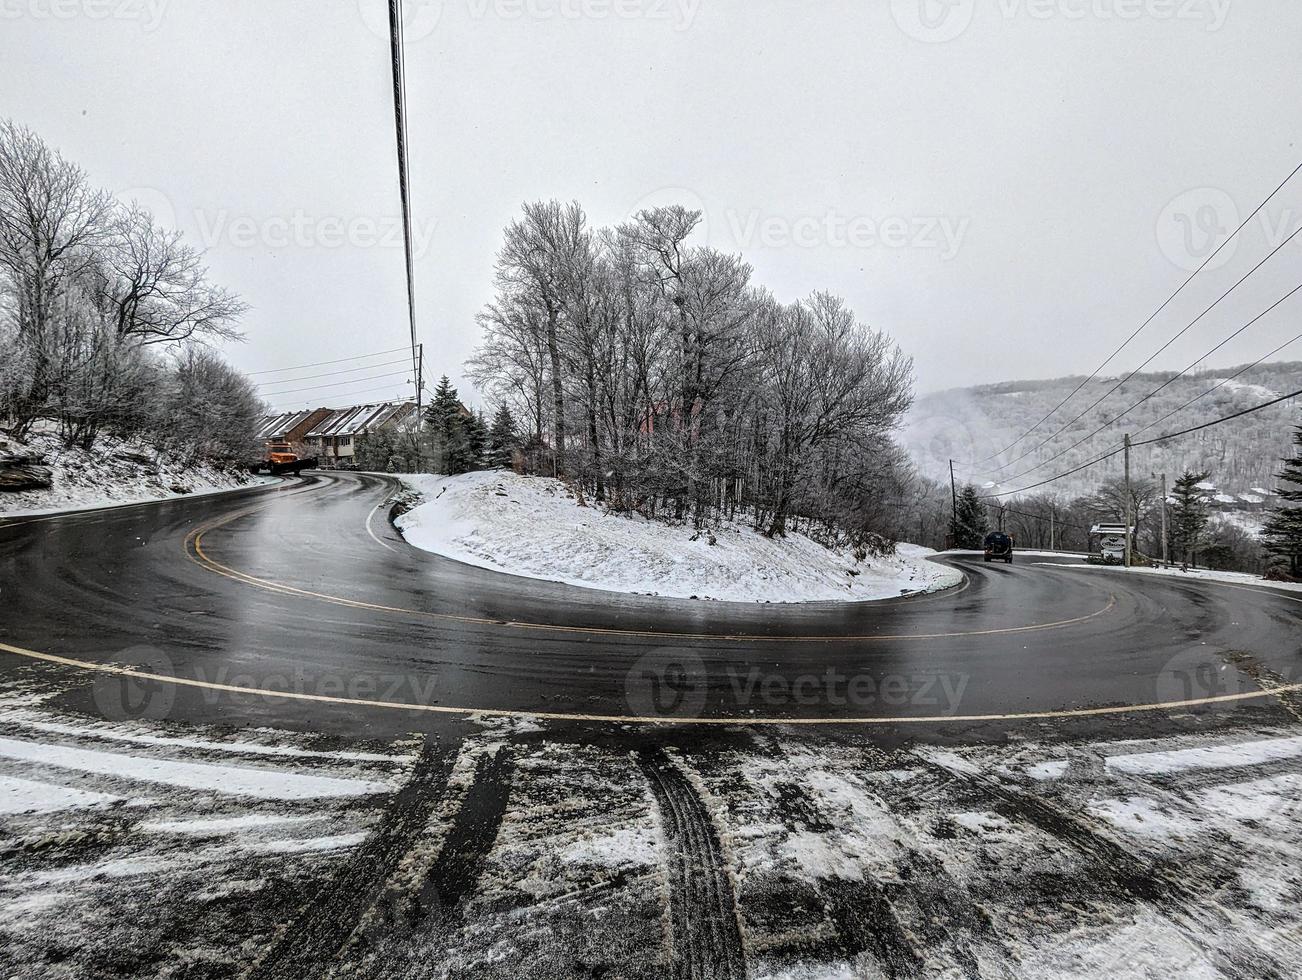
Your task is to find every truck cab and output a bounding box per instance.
[983,531,1014,564]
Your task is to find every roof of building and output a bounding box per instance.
[1240,493,1264,504]
[256,409,320,441]
[305,401,414,439]
[1212,493,1236,504]
[1195,482,1218,492]
[1251,487,1273,496]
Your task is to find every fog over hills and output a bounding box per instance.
[905,361,1301,500]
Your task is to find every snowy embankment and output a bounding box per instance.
[1045,561,1302,594]
[395,471,961,603]
[0,428,265,517]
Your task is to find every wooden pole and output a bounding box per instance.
[1160,472,1169,565]
[1123,434,1133,568]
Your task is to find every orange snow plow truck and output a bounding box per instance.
[250,442,318,476]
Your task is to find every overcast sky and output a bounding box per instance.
[4,0,1301,412]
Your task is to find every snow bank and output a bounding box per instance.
[0,428,265,517]
[395,471,961,603]
[1038,561,1302,595]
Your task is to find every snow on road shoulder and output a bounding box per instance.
[1036,560,1302,595]
[0,428,267,517]
[395,471,961,603]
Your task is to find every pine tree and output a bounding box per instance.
[487,404,518,470]
[950,485,988,549]
[425,375,472,474]
[1261,423,1302,577]
[1170,469,1211,567]
[464,410,488,472]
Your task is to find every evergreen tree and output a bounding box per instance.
[464,410,489,472]
[354,426,397,473]
[950,484,988,549]
[487,404,518,470]
[1170,469,1211,567]
[1261,423,1302,577]
[425,375,472,474]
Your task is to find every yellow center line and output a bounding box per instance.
[184,503,1119,643]
[2,638,1299,726]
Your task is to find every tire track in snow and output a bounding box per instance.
[821,878,923,978]
[414,745,514,921]
[921,753,1295,980]
[638,747,746,980]
[244,739,451,980]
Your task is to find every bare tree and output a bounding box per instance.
[472,198,916,549]
[94,202,246,346]
[0,119,114,434]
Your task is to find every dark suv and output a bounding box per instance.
[983,531,1014,564]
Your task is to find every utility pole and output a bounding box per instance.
[1123,433,1133,568]
[949,460,959,545]
[1159,471,1169,566]
[1049,505,1056,552]
[414,343,424,471]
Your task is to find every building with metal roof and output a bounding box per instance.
[302,401,417,466]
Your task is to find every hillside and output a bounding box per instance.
[904,361,1301,500]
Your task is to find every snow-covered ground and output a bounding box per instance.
[4,670,1301,978]
[0,427,266,517]
[1040,560,1302,594]
[395,471,961,603]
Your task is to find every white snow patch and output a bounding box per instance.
[0,774,120,814]
[561,826,659,868]
[1211,378,1279,401]
[1018,908,1222,978]
[141,814,323,836]
[1087,798,1190,839]
[755,963,857,980]
[396,472,961,603]
[952,810,1012,833]
[249,831,369,854]
[1107,736,1302,776]
[1025,759,1069,780]
[1196,774,1302,825]
[0,737,394,800]
[0,710,409,763]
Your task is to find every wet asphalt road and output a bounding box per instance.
[0,470,1298,744]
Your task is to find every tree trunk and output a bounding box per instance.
[545,305,565,473]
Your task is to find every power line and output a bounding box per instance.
[969,224,1302,480]
[264,381,417,414]
[259,370,413,397]
[984,278,1302,490]
[252,358,410,387]
[1133,386,1302,447]
[388,0,422,425]
[248,347,409,376]
[962,158,1302,468]
[981,387,1302,498]
[1126,332,1302,443]
[995,504,1091,533]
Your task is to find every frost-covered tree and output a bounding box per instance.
[0,119,254,458]
[1170,470,1212,567]
[950,484,989,549]
[1261,424,1302,577]
[469,199,914,544]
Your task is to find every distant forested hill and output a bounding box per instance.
[904,361,1301,499]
